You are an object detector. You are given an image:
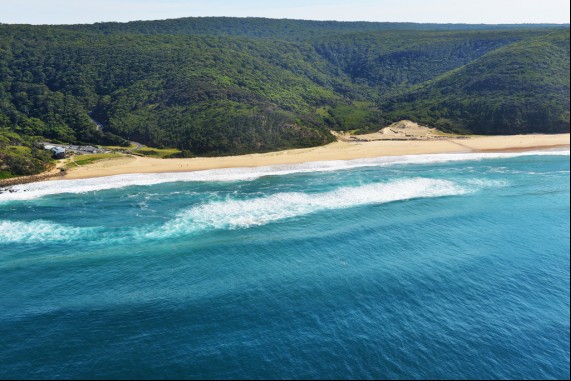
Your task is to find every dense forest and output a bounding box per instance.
[0,18,569,177]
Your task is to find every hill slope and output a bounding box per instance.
[0,18,569,177]
[382,30,570,134]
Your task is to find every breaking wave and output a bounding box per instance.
[145,178,467,237]
[0,149,567,202]
[1,175,511,243]
[0,220,99,244]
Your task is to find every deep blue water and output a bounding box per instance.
[0,151,569,379]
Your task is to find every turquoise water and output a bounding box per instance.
[0,151,569,379]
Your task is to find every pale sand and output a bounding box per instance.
[60,134,570,180]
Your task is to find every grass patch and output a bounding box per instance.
[68,153,124,168]
[0,171,14,180]
[105,143,140,151]
[132,147,182,158]
[7,146,32,155]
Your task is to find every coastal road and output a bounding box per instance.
[88,113,145,149]
[88,112,104,132]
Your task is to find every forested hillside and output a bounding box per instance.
[383,29,571,133]
[0,18,569,177]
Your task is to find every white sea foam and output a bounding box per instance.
[0,220,98,244]
[1,149,568,202]
[144,178,467,237]
[1,176,506,243]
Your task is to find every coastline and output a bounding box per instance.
[57,134,569,181]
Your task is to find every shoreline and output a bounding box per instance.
[0,167,64,188]
[2,134,569,186]
[472,144,570,153]
[60,134,570,181]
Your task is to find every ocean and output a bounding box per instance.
[0,150,569,379]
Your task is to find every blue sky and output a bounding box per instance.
[1,0,569,25]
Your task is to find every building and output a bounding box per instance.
[51,147,66,159]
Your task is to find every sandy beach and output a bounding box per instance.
[56,134,570,180]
